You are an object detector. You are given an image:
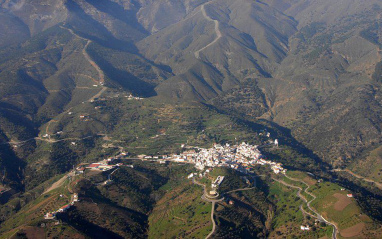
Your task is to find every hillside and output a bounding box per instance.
[2,159,381,238]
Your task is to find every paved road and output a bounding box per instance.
[206,201,216,239]
[2,135,98,147]
[193,178,224,238]
[279,174,338,239]
[194,1,222,59]
[193,178,224,203]
[196,177,263,238]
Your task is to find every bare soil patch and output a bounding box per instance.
[303,176,317,186]
[44,175,67,194]
[359,214,370,221]
[333,193,352,211]
[340,222,365,238]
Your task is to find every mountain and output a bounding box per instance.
[0,0,380,168]
[139,0,297,101]
[257,0,382,166]
[1,0,382,238]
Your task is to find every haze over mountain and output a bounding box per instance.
[1,0,382,238]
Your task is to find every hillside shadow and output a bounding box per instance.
[258,119,332,169]
[84,0,148,38]
[202,103,332,173]
[86,48,157,97]
[0,142,27,192]
[65,0,139,54]
[59,212,125,239]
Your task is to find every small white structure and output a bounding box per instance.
[301,225,310,231]
[103,180,112,185]
[272,166,280,174]
[212,176,225,188]
[44,212,56,220]
[173,157,185,162]
[209,190,217,196]
[274,139,279,146]
[187,173,194,179]
[73,193,79,202]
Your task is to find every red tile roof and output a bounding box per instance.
[87,163,100,168]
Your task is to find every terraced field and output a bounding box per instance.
[0,179,73,239]
[148,181,212,239]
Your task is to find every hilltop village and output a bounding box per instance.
[182,142,284,174]
[141,141,285,175]
[43,140,284,221]
[71,141,284,176]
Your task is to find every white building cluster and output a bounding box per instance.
[169,142,286,175]
[78,151,128,173]
[256,158,286,174]
[126,94,143,100]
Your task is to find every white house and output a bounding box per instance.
[300,225,310,231]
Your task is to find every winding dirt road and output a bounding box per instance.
[60,26,105,85]
[39,26,108,136]
[43,171,75,194]
[194,1,222,59]
[82,41,105,84]
[331,169,382,189]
